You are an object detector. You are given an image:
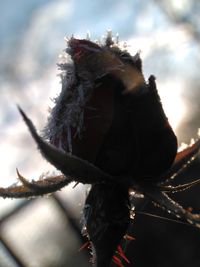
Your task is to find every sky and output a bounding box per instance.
[1,0,200,222]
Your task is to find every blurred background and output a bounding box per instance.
[0,0,200,266]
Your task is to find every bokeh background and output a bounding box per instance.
[0,0,200,266]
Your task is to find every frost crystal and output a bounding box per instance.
[43,31,126,153]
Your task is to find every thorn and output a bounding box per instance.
[16,168,42,190]
[78,241,90,252]
[117,245,130,264]
[124,234,135,241]
[16,168,32,188]
[73,182,79,188]
[112,255,124,267]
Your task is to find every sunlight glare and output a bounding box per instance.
[158,81,186,132]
